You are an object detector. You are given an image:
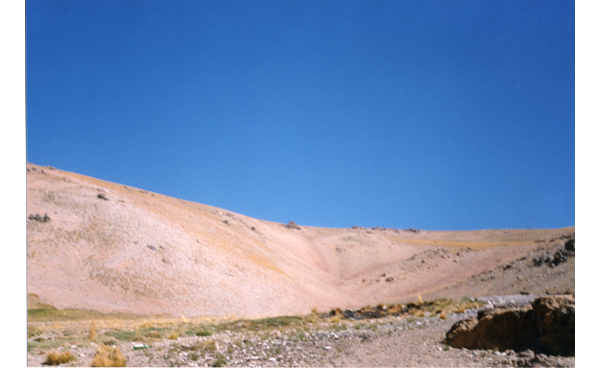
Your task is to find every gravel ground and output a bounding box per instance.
[27,299,574,367]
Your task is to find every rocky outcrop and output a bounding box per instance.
[444,295,574,356]
[284,221,301,230]
[444,307,538,352]
[531,238,575,268]
[28,213,51,223]
[564,238,575,252]
[532,295,575,356]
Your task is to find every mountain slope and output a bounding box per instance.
[26,163,574,317]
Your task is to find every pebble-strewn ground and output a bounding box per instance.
[28,298,574,367]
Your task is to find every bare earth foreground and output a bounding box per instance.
[26,163,575,367]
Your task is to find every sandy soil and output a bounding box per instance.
[27,162,574,318]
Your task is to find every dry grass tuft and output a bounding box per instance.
[439,311,447,320]
[146,330,161,339]
[28,325,42,338]
[133,328,144,342]
[205,339,218,353]
[168,332,179,340]
[44,350,77,365]
[417,294,423,304]
[89,321,97,340]
[386,304,404,315]
[91,344,126,367]
[213,353,227,367]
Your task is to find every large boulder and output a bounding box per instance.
[564,238,575,252]
[532,295,575,356]
[444,295,574,356]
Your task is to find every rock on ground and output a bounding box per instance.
[444,295,574,357]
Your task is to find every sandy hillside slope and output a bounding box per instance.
[26,163,574,318]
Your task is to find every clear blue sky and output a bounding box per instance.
[26,0,574,230]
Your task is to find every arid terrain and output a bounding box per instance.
[26,162,575,366]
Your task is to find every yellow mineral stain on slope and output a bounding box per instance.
[384,236,523,249]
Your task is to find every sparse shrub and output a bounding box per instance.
[28,325,42,338]
[205,339,217,353]
[91,345,126,367]
[408,308,420,316]
[44,350,76,365]
[387,304,404,315]
[132,328,144,342]
[297,331,307,341]
[195,327,212,337]
[330,316,340,323]
[146,330,161,339]
[288,331,307,342]
[213,354,227,367]
[415,310,425,318]
[335,323,347,331]
[102,338,119,347]
[109,329,138,342]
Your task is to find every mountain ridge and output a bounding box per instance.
[27,163,574,317]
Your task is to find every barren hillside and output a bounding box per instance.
[26,163,574,318]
